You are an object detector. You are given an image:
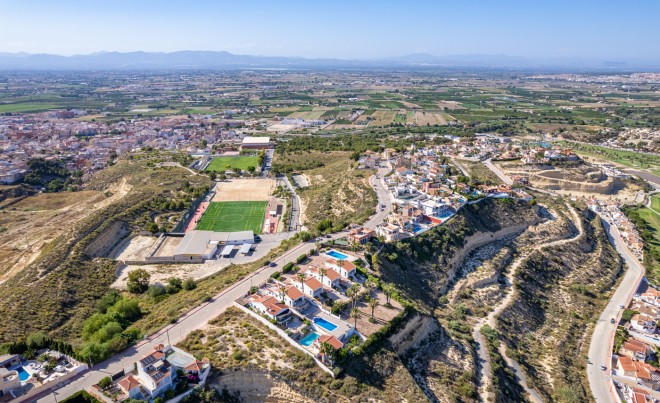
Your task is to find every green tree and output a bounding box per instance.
[99,376,112,389]
[182,278,197,290]
[127,269,150,294]
[351,307,360,329]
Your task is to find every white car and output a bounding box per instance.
[600,364,607,371]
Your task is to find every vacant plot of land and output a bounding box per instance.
[369,110,396,126]
[213,179,274,202]
[414,111,448,125]
[206,156,259,172]
[196,201,267,233]
[7,191,101,211]
[436,100,465,110]
[287,109,327,120]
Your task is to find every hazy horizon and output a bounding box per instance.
[0,0,658,61]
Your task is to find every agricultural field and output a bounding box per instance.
[205,156,260,172]
[195,201,267,233]
[368,110,396,126]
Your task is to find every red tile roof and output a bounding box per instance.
[118,375,140,392]
[286,286,304,300]
[304,277,323,290]
[316,335,343,350]
[184,360,205,372]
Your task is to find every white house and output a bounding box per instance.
[419,199,452,217]
[300,277,323,298]
[324,259,356,279]
[247,294,291,323]
[136,347,174,398]
[306,266,341,288]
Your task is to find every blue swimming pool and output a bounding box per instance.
[299,332,321,346]
[15,366,29,382]
[325,250,349,261]
[313,317,338,332]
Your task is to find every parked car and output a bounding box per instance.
[269,262,277,267]
[610,318,616,324]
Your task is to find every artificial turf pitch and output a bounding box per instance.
[195,201,267,234]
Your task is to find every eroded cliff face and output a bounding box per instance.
[376,198,543,311]
[211,370,315,403]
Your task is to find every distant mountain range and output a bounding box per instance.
[0,51,658,71]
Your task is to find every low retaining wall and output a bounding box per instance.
[233,302,335,378]
[14,364,88,403]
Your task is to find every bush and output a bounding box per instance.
[270,271,281,279]
[127,269,150,294]
[148,284,166,298]
[282,262,294,273]
[296,254,308,264]
[166,277,183,294]
[182,278,197,291]
[99,376,112,389]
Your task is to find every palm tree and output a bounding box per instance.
[296,272,306,291]
[382,283,394,305]
[368,297,379,319]
[319,267,327,288]
[351,307,360,329]
[278,284,286,304]
[364,279,376,297]
[337,259,345,273]
[347,283,360,309]
[318,341,336,365]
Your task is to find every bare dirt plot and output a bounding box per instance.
[7,191,102,211]
[112,235,158,261]
[436,100,466,110]
[287,110,327,120]
[0,188,129,283]
[213,179,275,202]
[414,111,448,125]
[400,100,422,109]
[369,110,396,126]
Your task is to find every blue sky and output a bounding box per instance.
[0,0,658,60]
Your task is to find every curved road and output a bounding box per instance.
[587,216,645,403]
[31,165,393,403]
[473,204,583,403]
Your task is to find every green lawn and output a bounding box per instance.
[205,156,259,172]
[196,201,266,233]
[559,141,660,176]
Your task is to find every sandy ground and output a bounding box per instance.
[414,111,447,125]
[112,232,295,288]
[112,235,157,260]
[0,178,132,284]
[213,179,275,202]
[436,100,465,110]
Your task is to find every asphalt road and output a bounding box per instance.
[31,236,333,403]
[483,158,514,185]
[363,166,393,230]
[33,165,394,402]
[281,175,301,231]
[587,216,645,403]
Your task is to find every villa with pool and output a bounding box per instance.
[0,351,85,399]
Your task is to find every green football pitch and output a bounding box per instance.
[195,201,267,234]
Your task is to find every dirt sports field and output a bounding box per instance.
[212,178,275,202]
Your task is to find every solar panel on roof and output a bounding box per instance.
[151,371,165,381]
